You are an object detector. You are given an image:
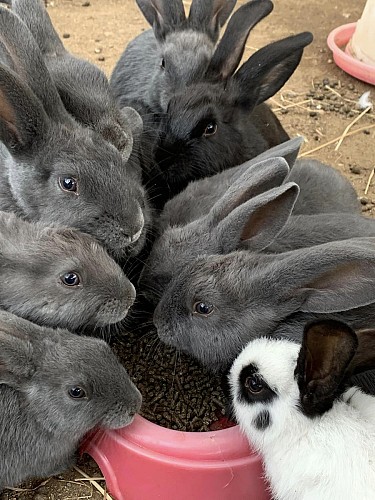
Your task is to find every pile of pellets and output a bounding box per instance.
[114,328,231,432]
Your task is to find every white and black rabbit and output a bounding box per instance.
[0,310,142,491]
[4,0,143,161]
[0,6,150,260]
[229,320,375,500]
[153,237,375,371]
[111,0,237,114]
[140,142,362,309]
[144,0,312,207]
[0,211,136,331]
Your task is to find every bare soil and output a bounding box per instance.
[1,0,374,498]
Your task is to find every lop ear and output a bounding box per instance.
[0,64,49,154]
[207,0,273,80]
[188,0,237,42]
[136,0,186,41]
[232,32,313,110]
[212,180,299,253]
[296,320,358,416]
[0,318,34,388]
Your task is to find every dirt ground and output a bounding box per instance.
[1,0,374,499]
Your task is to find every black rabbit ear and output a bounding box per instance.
[188,0,237,41]
[136,0,186,40]
[0,320,34,388]
[347,329,375,377]
[207,0,273,80]
[0,64,48,154]
[232,32,313,110]
[296,320,358,417]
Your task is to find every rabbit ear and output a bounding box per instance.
[232,32,313,110]
[214,182,299,253]
[136,0,186,41]
[278,239,375,313]
[0,321,34,388]
[0,63,49,154]
[207,0,273,80]
[0,6,71,124]
[296,320,358,416]
[252,137,304,170]
[188,0,237,42]
[10,0,65,57]
[347,329,375,377]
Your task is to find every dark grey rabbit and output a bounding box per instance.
[0,211,135,331]
[3,0,143,160]
[111,0,237,113]
[0,6,150,260]
[144,0,313,207]
[0,310,141,491]
[140,141,361,308]
[153,236,375,371]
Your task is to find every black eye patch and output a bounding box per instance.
[238,363,276,404]
[253,410,271,431]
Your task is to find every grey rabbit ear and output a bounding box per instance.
[0,321,34,387]
[0,64,48,153]
[283,239,375,314]
[0,6,71,124]
[254,136,304,170]
[214,181,299,253]
[188,0,237,42]
[207,0,273,80]
[10,0,65,57]
[347,329,375,378]
[232,31,313,110]
[296,320,358,416]
[136,0,186,41]
[121,106,143,140]
[209,156,290,223]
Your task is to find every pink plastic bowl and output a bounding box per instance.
[82,415,270,500]
[327,23,375,85]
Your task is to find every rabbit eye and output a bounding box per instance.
[203,122,217,137]
[160,58,165,69]
[245,374,265,394]
[68,386,87,399]
[193,301,214,316]
[59,176,78,194]
[60,272,81,287]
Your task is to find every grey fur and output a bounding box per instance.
[0,212,136,330]
[140,141,361,307]
[0,310,141,491]
[0,6,150,259]
[153,237,375,371]
[110,0,237,113]
[6,0,143,160]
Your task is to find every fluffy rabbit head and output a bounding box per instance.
[0,311,142,434]
[154,238,375,370]
[9,0,143,159]
[0,213,136,330]
[151,0,312,203]
[230,320,375,439]
[0,7,150,259]
[135,0,237,110]
[140,156,293,308]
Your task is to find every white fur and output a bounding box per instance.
[230,338,375,500]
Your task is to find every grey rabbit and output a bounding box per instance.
[144,0,313,207]
[3,0,143,161]
[153,235,375,371]
[0,211,136,331]
[140,141,360,308]
[0,310,141,491]
[0,6,150,260]
[111,0,237,113]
